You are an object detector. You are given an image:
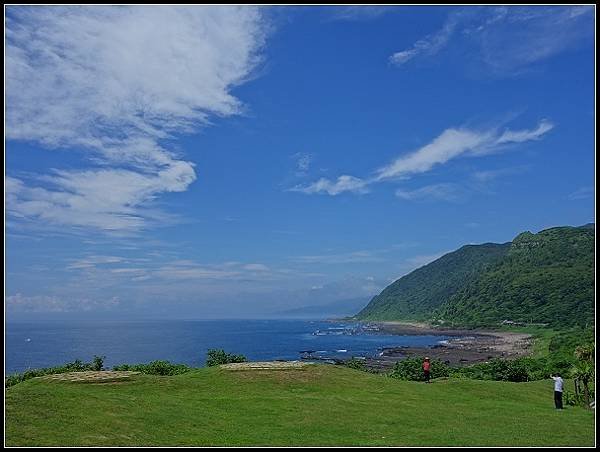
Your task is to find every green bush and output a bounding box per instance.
[206,349,247,367]
[389,357,450,381]
[455,356,576,382]
[458,358,534,382]
[112,360,192,376]
[92,355,105,371]
[344,357,368,372]
[564,389,596,407]
[5,356,107,388]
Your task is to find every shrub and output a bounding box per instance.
[92,355,105,371]
[456,355,578,382]
[389,357,450,381]
[344,357,367,372]
[206,349,247,367]
[564,389,596,407]
[457,358,528,382]
[112,360,192,376]
[5,357,105,388]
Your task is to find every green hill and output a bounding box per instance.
[439,225,595,328]
[356,243,510,320]
[5,365,595,446]
[356,224,594,328]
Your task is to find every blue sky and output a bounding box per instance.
[5,5,595,319]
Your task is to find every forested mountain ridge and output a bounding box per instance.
[356,242,511,320]
[437,225,594,328]
[356,224,595,329]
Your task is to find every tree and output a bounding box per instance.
[574,343,594,362]
[571,343,595,409]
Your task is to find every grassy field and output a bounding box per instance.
[5,364,595,447]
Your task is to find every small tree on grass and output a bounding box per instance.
[571,343,594,409]
[92,355,105,371]
[206,349,247,367]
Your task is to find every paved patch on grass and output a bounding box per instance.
[220,361,313,370]
[37,371,140,382]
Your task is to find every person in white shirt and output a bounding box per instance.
[551,373,564,409]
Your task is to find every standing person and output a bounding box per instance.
[423,357,431,383]
[551,373,564,409]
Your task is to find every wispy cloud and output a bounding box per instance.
[292,250,385,265]
[330,6,393,22]
[289,175,369,195]
[66,255,126,270]
[395,183,463,202]
[64,254,288,284]
[6,6,267,233]
[390,6,594,75]
[292,152,314,176]
[291,119,553,196]
[6,293,121,313]
[471,165,529,184]
[390,11,462,65]
[374,128,491,181]
[567,186,594,201]
[496,120,555,144]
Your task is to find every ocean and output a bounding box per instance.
[5,319,451,374]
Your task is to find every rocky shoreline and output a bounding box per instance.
[330,320,534,372]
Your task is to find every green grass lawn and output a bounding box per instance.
[5,364,595,447]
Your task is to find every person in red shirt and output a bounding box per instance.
[423,357,431,383]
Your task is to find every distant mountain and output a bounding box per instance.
[278,297,370,319]
[356,243,510,321]
[356,224,595,329]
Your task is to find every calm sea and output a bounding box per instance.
[5,319,450,374]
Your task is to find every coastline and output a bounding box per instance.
[339,319,534,371]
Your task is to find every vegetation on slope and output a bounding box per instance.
[357,225,594,329]
[356,243,510,320]
[438,226,594,328]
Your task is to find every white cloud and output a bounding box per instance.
[292,152,314,175]
[395,183,463,202]
[154,265,242,281]
[67,255,125,270]
[7,164,196,231]
[289,175,369,196]
[390,12,460,66]
[293,120,553,196]
[243,263,270,272]
[567,186,594,201]
[374,128,492,181]
[495,119,554,144]
[479,7,594,75]
[63,255,285,283]
[6,293,120,312]
[389,6,594,75]
[331,6,393,22]
[292,250,384,265]
[6,6,267,232]
[471,165,529,184]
